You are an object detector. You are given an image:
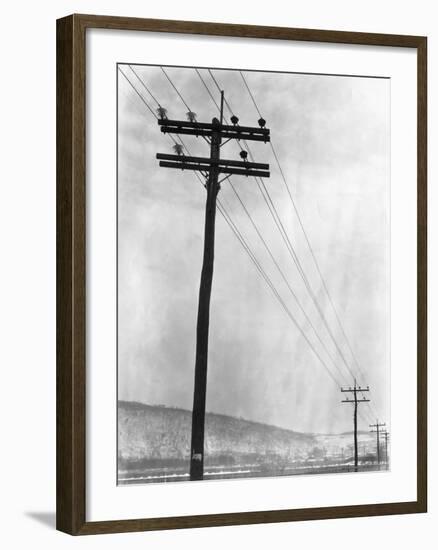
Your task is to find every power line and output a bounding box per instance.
[119,67,183,153]
[126,65,199,162]
[236,70,380,422]
[209,70,362,386]
[239,70,374,392]
[201,69,375,423]
[227,179,348,384]
[193,70,350,384]
[218,202,342,387]
[129,65,162,107]
[248,79,377,421]
[239,70,263,118]
[135,66,345,390]
[208,69,234,114]
[191,69,353,385]
[232,71,378,424]
[219,201,368,424]
[195,69,221,111]
[161,66,192,113]
[118,67,159,120]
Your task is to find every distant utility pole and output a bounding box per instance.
[381,429,390,469]
[370,420,386,470]
[156,92,270,481]
[341,381,370,472]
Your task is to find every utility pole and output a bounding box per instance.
[341,381,370,472]
[156,92,270,480]
[370,420,386,470]
[381,429,390,469]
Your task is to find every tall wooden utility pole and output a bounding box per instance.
[341,381,370,472]
[156,92,270,480]
[370,420,386,470]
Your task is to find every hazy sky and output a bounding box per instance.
[117,64,390,434]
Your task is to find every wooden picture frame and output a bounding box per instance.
[57,13,427,535]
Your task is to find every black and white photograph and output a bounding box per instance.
[1,0,430,543]
[117,63,390,485]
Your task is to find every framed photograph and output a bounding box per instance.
[56,14,427,535]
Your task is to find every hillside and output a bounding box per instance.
[118,401,379,481]
[119,401,315,465]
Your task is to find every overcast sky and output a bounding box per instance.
[117,64,390,435]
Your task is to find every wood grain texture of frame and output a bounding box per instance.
[56,13,427,535]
